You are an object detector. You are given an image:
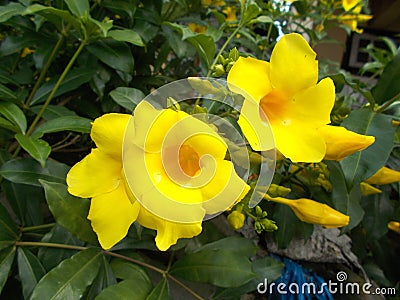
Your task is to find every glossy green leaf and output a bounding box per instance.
[0,83,18,101]
[97,260,152,300]
[0,2,25,23]
[0,101,27,134]
[31,68,96,105]
[15,134,51,167]
[146,278,171,300]
[95,279,150,300]
[341,108,396,185]
[0,247,16,294]
[273,204,300,249]
[0,202,18,242]
[38,225,84,271]
[241,2,262,25]
[187,34,215,69]
[64,0,89,17]
[0,158,69,187]
[108,29,145,47]
[30,105,77,121]
[17,248,46,299]
[85,256,117,300]
[0,116,17,132]
[195,237,257,258]
[109,87,145,111]
[33,116,92,137]
[362,193,393,240]
[372,52,400,104]
[39,180,98,245]
[327,161,364,231]
[87,39,134,73]
[170,250,256,288]
[23,4,81,33]
[31,248,102,300]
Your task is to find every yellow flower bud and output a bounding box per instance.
[227,211,245,230]
[365,167,400,185]
[264,195,349,228]
[360,182,382,196]
[388,221,400,234]
[267,183,291,198]
[318,125,375,161]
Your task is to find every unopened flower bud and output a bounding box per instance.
[227,211,245,230]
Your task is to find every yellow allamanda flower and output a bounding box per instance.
[388,221,400,234]
[360,182,382,196]
[227,211,245,230]
[228,33,335,162]
[365,166,400,185]
[265,194,349,228]
[188,23,207,33]
[318,125,375,161]
[67,102,249,251]
[338,0,372,33]
[222,6,237,22]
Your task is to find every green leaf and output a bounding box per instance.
[31,67,95,105]
[0,101,27,134]
[87,39,134,74]
[241,2,262,26]
[0,2,25,23]
[0,158,69,187]
[109,87,145,111]
[95,279,151,300]
[97,260,152,300]
[39,180,98,245]
[327,161,364,231]
[372,52,400,104]
[15,134,51,167]
[273,204,300,248]
[146,278,171,300]
[17,248,46,299]
[195,237,257,258]
[84,256,117,300]
[30,105,78,120]
[31,248,102,300]
[23,4,82,34]
[38,225,84,271]
[0,247,16,294]
[64,0,89,17]
[341,108,397,185]
[0,83,18,101]
[0,116,18,132]
[108,29,144,47]
[0,202,18,242]
[170,250,256,288]
[33,116,92,137]
[362,193,393,240]
[187,34,215,69]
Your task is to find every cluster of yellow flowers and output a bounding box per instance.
[67,33,396,251]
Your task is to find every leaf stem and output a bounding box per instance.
[375,91,400,113]
[21,223,55,232]
[24,24,71,109]
[15,241,88,251]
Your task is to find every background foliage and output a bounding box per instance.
[0,0,399,299]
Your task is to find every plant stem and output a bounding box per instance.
[25,40,87,137]
[15,241,88,251]
[21,223,55,232]
[375,91,400,113]
[24,25,71,108]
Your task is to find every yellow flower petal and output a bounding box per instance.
[91,113,132,158]
[360,182,382,196]
[67,149,122,198]
[88,184,140,250]
[342,0,361,11]
[201,160,250,214]
[388,221,400,234]
[290,78,335,126]
[365,166,400,185]
[227,56,272,102]
[272,121,326,162]
[270,33,318,96]
[237,99,275,151]
[318,125,375,160]
[265,195,349,228]
[132,101,179,153]
[137,207,202,251]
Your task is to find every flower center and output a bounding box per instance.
[259,89,290,125]
[179,144,200,177]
